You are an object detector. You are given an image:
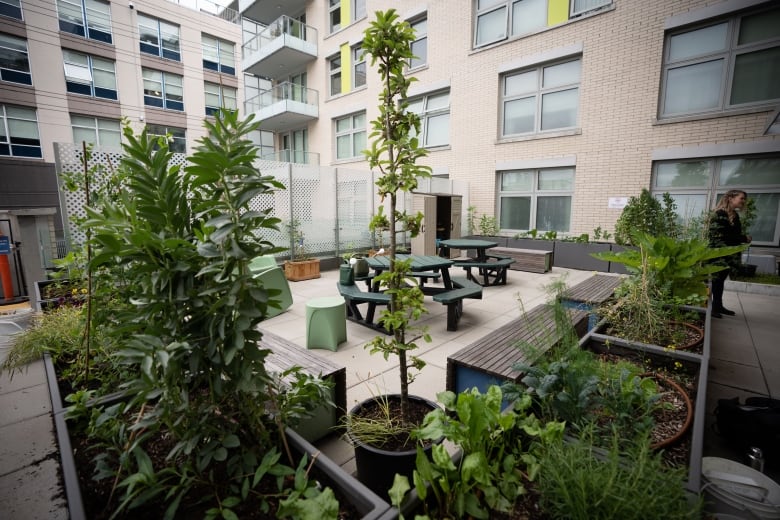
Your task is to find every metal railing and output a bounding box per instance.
[260,149,320,165]
[245,82,319,113]
[242,15,317,54]
[164,0,240,24]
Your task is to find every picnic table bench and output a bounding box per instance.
[560,273,624,330]
[451,256,515,286]
[337,281,392,333]
[488,247,553,274]
[446,304,589,396]
[432,275,483,331]
[260,330,346,442]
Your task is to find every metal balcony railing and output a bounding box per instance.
[243,15,317,55]
[260,149,320,165]
[165,0,239,24]
[245,82,319,113]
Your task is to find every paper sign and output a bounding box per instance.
[0,236,9,255]
[608,197,629,209]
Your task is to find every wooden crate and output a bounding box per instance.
[490,247,553,273]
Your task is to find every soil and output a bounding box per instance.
[348,396,435,451]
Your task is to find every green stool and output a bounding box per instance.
[306,296,347,351]
[253,266,293,318]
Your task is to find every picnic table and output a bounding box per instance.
[439,238,515,286]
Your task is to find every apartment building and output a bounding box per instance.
[0,0,243,235]
[238,0,780,249]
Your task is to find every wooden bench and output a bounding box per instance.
[260,330,346,442]
[560,273,624,330]
[451,257,515,286]
[432,276,483,331]
[488,247,553,274]
[337,282,392,334]
[446,304,588,395]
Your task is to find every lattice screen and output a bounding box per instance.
[54,143,456,259]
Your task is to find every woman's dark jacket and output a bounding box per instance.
[708,209,748,272]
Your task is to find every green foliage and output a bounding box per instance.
[361,9,432,424]
[2,306,83,372]
[537,428,701,519]
[389,386,564,520]
[592,226,612,242]
[592,231,747,305]
[614,190,678,246]
[478,214,499,236]
[466,205,477,235]
[75,110,335,517]
[285,218,310,261]
[514,228,557,240]
[368,205,391,249]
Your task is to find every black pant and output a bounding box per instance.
[711,269,729,309]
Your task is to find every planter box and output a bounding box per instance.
[607,245,637,274]
[43,354,391,519]
[554,241,611,271]
[284,259,321,281]
[35,279,84,312]
[577,303,712,493]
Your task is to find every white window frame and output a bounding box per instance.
[142,68,183,111]
[138,13,180,61]
[497,167,575,233]
[63,50,117,99]
[352,44,365,89]
[202,34,235,75]
[570,0,611,17]
[56,0,112,43]
[329,54,342,96]
[408,90,451,148]
[328,0,340,33]
[0,104,42,158]
[0,0,23,20]
[146,124,186,153]
[651,156,780,246]
[501,57,581,137]
[334,111,366,160]
[204,82,237,116]
[660,4,780,118]
[0,33,31,85]
[409,17,427,70]
[71,115,121,147]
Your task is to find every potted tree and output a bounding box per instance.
[283,218,321,281]
[343,9,439,500]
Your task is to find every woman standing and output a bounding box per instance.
[708,190,751,318]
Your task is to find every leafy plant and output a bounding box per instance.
[368,205,390,250]
[466,205,477,235]
[285,218,310,261]
[478,214,499,236]
[75,111,336,518]
[614,189,678,246]
[592,226,612,242]
[537,428,701,519]
[389,386,565,520]
[361,9,432,425]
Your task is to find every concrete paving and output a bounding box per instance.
[1,266,777,517]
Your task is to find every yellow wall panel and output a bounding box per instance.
[341,0,350,28]
[340,43,351,93]
[548,0,569,26]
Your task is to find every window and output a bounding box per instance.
[1,0,23,20]
[335,112,366,160]
[146,124,186,153]
[202,35,235,75]
[142,69,183,111]
[329,0,366,33]
[71,115,120,147]
[498,168,574,232]
[408,90,450,147]
[63,50,117,100]
[502,58,581,136]
[651,156,780,245]
[661,5,780,117]
[57,0,112,43]
[0,104,42,158]
[352,45,365,89]
[409,18,427,69]
[329,54,341,96]
[475,0,611,47]
[0,33,31,85]
[138,14,180,61]
[204,82,237,116]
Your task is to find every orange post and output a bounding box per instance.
[0,254,12,300]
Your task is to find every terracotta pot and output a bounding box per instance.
[645,372,693,450]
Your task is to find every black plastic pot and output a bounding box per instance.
[348,394,440,500]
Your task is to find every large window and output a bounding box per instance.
[142,69,183,111]
[202,35,235,75]
[329,0,366,33]
[498,168,574,232]
[57,0,112,43]
[335,112,366,160]
[652,156,780,246]
[329,54,341,96]
[475,0,610,48]
[204,82,237,116]
[1,0,23,20]
[0,33,31,85]
[146,124,186,153]
[660,5,780,117]
[0,104,42,158]
[71,115,120,147]
[139,14,180,61]
[502,58,581,136]
[409,17,427,69]
[408,90,450,148]
[352,45,365,89]
[63,50,116,100]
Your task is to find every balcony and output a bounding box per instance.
[243,16,317,80]
[260,149,320,165]
[246,82,319,133]
[238,0,306,24]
